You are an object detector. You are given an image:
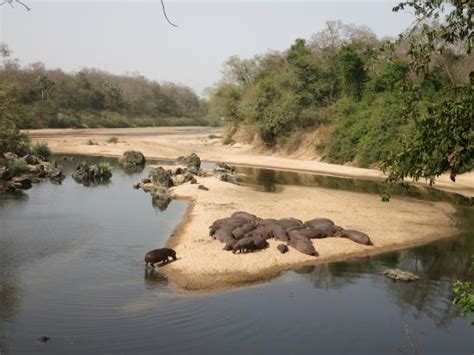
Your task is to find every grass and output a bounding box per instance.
[208,134,222,139]
[107,136,119,144]
[8,159,30,176]
[223,137,235,145]
[85,139,98,146]
[32,142,52,160]
[97,162,112,178]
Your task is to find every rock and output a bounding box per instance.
[172,174,186,185]
[22,154,40,165]
[119,150,146,167]
[382,269,419,282]
[149,167,174,188]
[11,176,32,190]
[3,152,18,160]
[49,168,65,184]
[72,161,112,186]
[198,184,209,191]
[215,172,239,185]
[176,153,201,169]
[0,166,10,180]
[38,336,50,343]
[277,244,289,254]
[214,162,235,173]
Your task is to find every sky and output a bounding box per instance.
[0,1,414,95]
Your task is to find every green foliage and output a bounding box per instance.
[85,139,97,146]
[0,98,30,156]
[7,159,29,176]
[32,142,51,160]
[382,86,473,185]
[338,46,366,100]
[107,136,118,144]
[0,59,209,129]
[223,136,235,145]
[97,162,112,178]
[452,257,474,325]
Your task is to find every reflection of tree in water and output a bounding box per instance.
[256,169,277,192]
[294,214,474,327]
[151,193,171,211]
[0,247,22,355]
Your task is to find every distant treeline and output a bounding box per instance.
[0,50,214,129]
[208,21,472,168]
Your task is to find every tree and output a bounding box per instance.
[382,0,473,188]
[36,74,55,101]
[338,46,366,100]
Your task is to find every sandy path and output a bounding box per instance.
[25,126,468,292]
[28,126,474,197]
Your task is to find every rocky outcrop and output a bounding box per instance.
[176,153,201,170]
[119,150,146,168]
[72,162,112,186]
[0,153,65,192]
[382,269,419,281]
[150,167,174,188]
[214,162,239,185]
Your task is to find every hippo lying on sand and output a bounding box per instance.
[144,248,177,267]
[337,229,373,245]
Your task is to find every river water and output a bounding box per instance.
[0,156,472,354]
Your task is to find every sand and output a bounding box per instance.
[28,126,474,198]
[26,127,468,292]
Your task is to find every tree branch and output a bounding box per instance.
[161,0,178,27]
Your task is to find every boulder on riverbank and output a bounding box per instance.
[214,162,239,185]
[176,153,201,171]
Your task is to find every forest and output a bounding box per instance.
[0,45,211,129]
[208,16,472,181]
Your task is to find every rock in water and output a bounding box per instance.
[149,167,174,188]
[382,269,419,282]
[119,150,146,167]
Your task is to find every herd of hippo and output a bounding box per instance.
[209,211,373,256]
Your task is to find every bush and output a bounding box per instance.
[85,139,97,146]
[0,117,31,156]
[32,142,52,160]
[107,136,118,144]
[97,162,112,178]
[8,159,29,176]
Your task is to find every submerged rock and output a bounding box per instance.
[151,187,172,211]
[119,150,146,168]
[382,269,420,282]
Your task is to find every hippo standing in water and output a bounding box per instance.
[144,248,177,268]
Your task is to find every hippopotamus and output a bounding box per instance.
[288,239,317,256]
[277,244,289,254]
[337,229,373,245]
[252,235,269,249]
[232,223,257,239]
[245,225,273,240]
[223,239,237,251]
[288,230,311,242]
[267,224,289,242]
[231,211,259,222]
[144,248,177,267]
[304,218,335,228]
[209,218,248,237]
[232,237,258,254]
[302,225,343,239]
[257,218,280,226]
[278,218,303,229]
[214,228,235,243]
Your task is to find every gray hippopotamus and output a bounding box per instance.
[304,218,335,228]
[144,248,177,267]
[231,211,259,222]
[288,239,317,256]
[337,229,373,245]
[232,223,257,239]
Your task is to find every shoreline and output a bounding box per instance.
[158,176,459,293]
[26,127,469,293]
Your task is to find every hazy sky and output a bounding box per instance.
[0,1,414,95]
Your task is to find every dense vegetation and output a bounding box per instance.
[209,16,472,171]
[0,45,212,129]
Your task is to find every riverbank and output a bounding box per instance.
[27,127,474,198]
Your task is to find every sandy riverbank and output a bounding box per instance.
[26,126,468,291]
[28,126,474,197]
[161,175,457,291]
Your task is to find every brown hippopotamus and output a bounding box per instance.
[209,217,247,236]
[223,239,237,251]
[304,218,335,228]
[278,218,303,229]
[288,239,317,256]
[144,248,177,267]
[288,230,311,242]
[231,211,259,222]
[337,229,373,245]
[232,223,257,239]
[302,225,342,239]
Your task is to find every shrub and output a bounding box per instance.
[32,142,52,160]
[107,136,119,144]
[8,159,30,176]
[85,139,97,146]
[97,162,112,178]
[223,137,235,145]
[208,134,221,139]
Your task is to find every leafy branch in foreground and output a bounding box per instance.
[452,257,474,325]
[381,0,473,198]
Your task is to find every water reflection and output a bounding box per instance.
[144,269,169,290]
[237,166,473,206]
